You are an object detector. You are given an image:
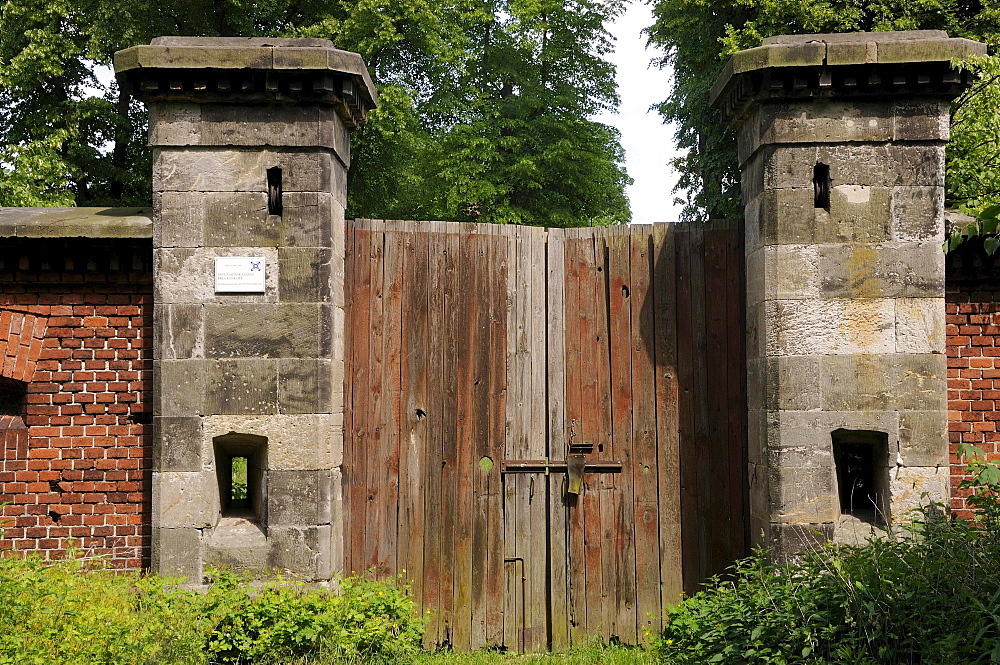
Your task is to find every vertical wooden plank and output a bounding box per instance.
[577,230,604,639]
[546,227,570,651]
[630,227,660,639]
[674,226,700,594]
[485,226,507,648]
[377,223,404,578]
[562,232,587,646]
[592,228,617,643]
[689,223,710,584]
[471,226,494,650]
[423,221,449,646]
[348,222,374,574]
[607,226,637,643]
[503,224,523,652]
[652,223,683,617]
[703,224,731,577]
[452,224,478,652]
[595,226,636,643]
[363,220,386,571]
[399,227,429,608]
[343,220,359,574]
[527,225,548,653]
[724,220,749,563]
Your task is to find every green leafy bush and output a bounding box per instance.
[202,570,423,665]
[0,551,422,665]
[0,553,205,665]
[652,503,1000,664]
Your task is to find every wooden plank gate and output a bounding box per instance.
[343,219,747,651]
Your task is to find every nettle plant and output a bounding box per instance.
[956,442,1000,516]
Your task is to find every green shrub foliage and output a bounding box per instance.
[652,501,1000,662]
[0,554,422,665]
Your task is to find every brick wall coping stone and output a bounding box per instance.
[0,207,152,238]
[115,37,376,128]
[710,30,986,120]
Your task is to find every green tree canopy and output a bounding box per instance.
[646,0,1000,221]
[0,0,631,226]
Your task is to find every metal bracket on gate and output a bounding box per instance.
[500,456,622,496]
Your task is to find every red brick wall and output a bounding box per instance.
[0,240,152,568]
[946,282,1000,519]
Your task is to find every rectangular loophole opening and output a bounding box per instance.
[832,429,889,525]
[813,163,830,209]
[214,433,267,524]
[266,166,283,217]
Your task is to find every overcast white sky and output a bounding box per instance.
[594,1,685,224]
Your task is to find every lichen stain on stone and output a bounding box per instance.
[838,298,887,351]
[847,244,879,298]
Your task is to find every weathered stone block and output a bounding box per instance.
[154,359,206,417]
[819,354,893,411]
[199,105,337,150]
[818,243,943,299]
[152,527,204,582]
[154,471,219,528]
[759,188,815,244]
[153,148,335,193]
[895,297,945,354]
[747,409,767,464]
[877,37,985,65]
[746,301,764,361]
[759,145,945,190]
[767,522,834,561]
[153,416,204,471]
[205,359,279,415]
[889,465,949,520]
[205,304,322,358]
[202,192,274,247]
[765,355,821,411]
[268,470,327,525]
[155,303,204,359]
[764,244,819,299]
[898,410,948,467]
[894,353,947,411]
[148,103,201,147]
[206,518,269,571]
[268,526,323,579]
[278,358,333,414]
[154,191,205,248]
[754,100,894,155]
[819,144,946,188]
[155,247,280,305]
[279,248,332,302]
[892,99,950,141]
[768,464,840,523]
[772,409,900,444]
[744,192,763,253]
[824,185,892,243]
[825,41,875,66]
[891,186,944,242]
[764,298,896,356]
[201,414,336,470]
[283,192,334,247]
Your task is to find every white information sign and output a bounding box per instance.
[215,256,266,293]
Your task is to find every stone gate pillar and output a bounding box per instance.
[711,31,984,556]
[115,38,376,580]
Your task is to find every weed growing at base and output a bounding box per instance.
[0,555,422,665]
[651,446,1000,664]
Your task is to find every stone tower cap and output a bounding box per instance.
[115,37,377,129]
[710,29,986,120]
